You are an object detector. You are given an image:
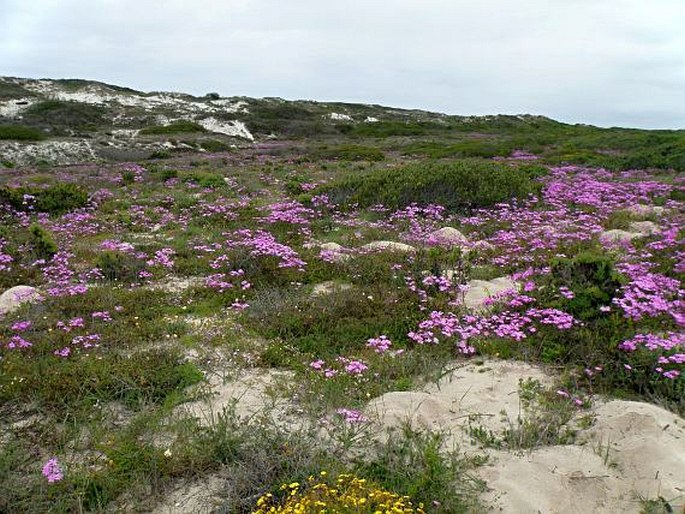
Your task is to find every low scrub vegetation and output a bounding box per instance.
[0,124,46,141]
[140,121,208,135]
[322,159,544,211]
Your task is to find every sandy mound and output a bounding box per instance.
[366,360,685,513]
[366,360,550,444]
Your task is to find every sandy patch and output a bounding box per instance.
[178,369,294,426]
[366,360,685,513]
[149,476,228,514]
[197,117,254,140]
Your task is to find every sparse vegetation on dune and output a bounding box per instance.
[0,76,684,513]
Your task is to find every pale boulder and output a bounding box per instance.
[361,241,416,253]
[0,286,40,316]
[427,227,469,247]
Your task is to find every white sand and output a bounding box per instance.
[366,360,685,513]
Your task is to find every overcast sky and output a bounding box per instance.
[2,0,684,129]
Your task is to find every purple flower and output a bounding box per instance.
[42,458,63,483]
[336,408,369,423]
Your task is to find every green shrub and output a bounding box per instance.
[545,251,623,321]
[96,251,145,283]
[184,170,225,188]
[350,120,445,137]
[160,169,179,181]
[321,159,542,212]
[402,140,514,159]
[0,125,46,141]
[0,80,34,99]
[200,139,232,152]
[0,183,89,215]
[22,100,105,132]
[29,223,58,259]
[140,121,207,135]
[313,144,385,162]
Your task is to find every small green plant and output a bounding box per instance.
[546,251,623,321]
[355,424,485,513]
[95,251,145,283]
[468,379,579,451]
[29,223,58,259]
[184,170,225,188]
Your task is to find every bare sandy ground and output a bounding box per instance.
[154,360,685,513]
[366,360,685,513]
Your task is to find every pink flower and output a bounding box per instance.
[366,335,392,354]
[42,458,63,483]
[344,360,368,375]
[310,359,325,370]
[336,408,368,423]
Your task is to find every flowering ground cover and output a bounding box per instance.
[0,124,683,513]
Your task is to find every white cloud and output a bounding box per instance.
[1,0,684,128]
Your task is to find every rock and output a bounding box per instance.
[0,286,40,316]
[319,242,350,262]
[627,204,666,217]
[600,229,640,242]
[427,227,469,247]
[320,242,345,252]
[462,277,519,310]
[361,241,416,253]
[628,221,660,235]
[311,281,353,297]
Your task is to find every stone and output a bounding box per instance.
[0,286,40,316]
[427,227,469,247]
[311,281,353,297]
[628,221,660,235]
[627,204,666,217]
[361,241,416,253]
[319,242,350,262]
[600,229,639,242]
[320,242,346,252]
[462,277,519,310]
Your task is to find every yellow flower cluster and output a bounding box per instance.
[252,472,426,514]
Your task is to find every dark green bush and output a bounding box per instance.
[0,80,34,99]
[351,120,444,137]
[0,183,89,214]
[402,140,514,159]
[0,124,46,141]
[545,251,623,321]
[321,159,542,212]
[96,251,146,283]
[140,121,207,135]
[29,223,58,259]
[313,144,385,161]
[22,100,105,132]
[184,170,225,188]
[200,139,233,152]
